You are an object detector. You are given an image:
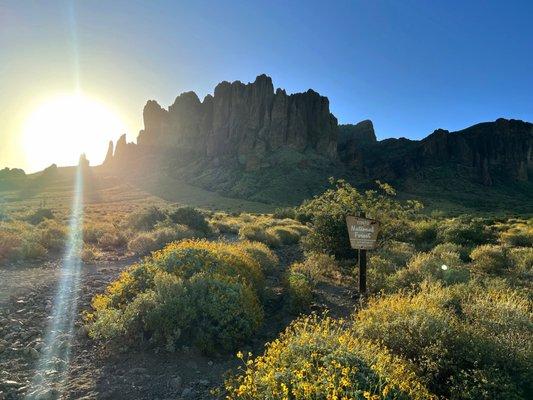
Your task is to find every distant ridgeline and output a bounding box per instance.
[101,75,532,211]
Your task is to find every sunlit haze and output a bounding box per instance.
[22,94,126,172]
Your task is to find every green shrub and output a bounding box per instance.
[127,232,157,255]
[88,240,266,353]
[127,206,166,231]
[437,217,494,248]
[25,208,54,225]
[291,252,339,283]
[299,179,422,258]
[169,206,211,234]
[236,241,279,275]
[211,220,239,234]
[20,235,47,260]
[272,207,297,219]
[470,244,510,275]
[38,219,67,252]
[97,231,127,250]
[500,226,533,247]
[367,241,418,292]
[84,223,115,244]
[387,244,469,291]
[186,273,263,353]
[354,284,532,399]
[239,224,281,248]
[225,314,433,400]
[0,230,21,263]
[509,247,533,272]
[266,226,300,245]
[127,225,199,255]
[285,271,313,313]
[411,219,438,250]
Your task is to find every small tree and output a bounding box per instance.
[299,179,422,258]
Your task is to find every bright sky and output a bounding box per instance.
[1,0,532,172]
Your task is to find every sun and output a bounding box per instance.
[23,93,126,172]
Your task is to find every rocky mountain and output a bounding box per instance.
[341,118,532,186]
[102,74,532,210]
[106,74,337,171]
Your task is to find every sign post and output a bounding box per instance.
[345,213,379,295]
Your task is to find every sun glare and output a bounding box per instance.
[23,94,126,172]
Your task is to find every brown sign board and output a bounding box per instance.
[346,216,380,250]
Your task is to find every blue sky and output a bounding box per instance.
[1,0,532,170]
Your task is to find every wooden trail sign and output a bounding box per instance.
[346,215,380,295]
[345,216,380,250]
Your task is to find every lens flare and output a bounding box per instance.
[26,166,84,399]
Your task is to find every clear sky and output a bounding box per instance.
[1,0,532,172]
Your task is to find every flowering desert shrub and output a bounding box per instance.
[354,284,532,399]
[285,271,313,313]
[235,241,279,275]
[87,239,266,353]
[225,314,433,400]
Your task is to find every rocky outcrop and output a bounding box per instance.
[112,75,338,170]
[103,141,114,165]
[103,73,532,198]
[338,120,377,168]
[341,118,533,185]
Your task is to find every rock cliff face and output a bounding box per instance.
[103,74,532,206]
[340,118,533,186]
[121,74,338,170]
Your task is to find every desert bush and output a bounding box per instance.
[186,273,263,353]
[266,226,300,245]
[292,252,339,283]
[84,223,115,244]
[272,207,297,219]
[127,232,157,255]
[386,243,469,292]
[169,206,211,234]
[239,224,281,248]
[236,241,279,275]
[88,240,266,353]
[410,219,438,250]
[25,207,54,225]
[470,244,510,275]
[211,219,239,234]
[127,206,166,231]
[225,314,433,400]
[20,234,47,260]
[127,225,199,255]
[500,225,533,247]
[354,284,532,399]
[509,247,533,272]
[0,230,21,263]
[37,219,67,252]
[97,231,127,250]
[285,271,313,313]
[299,179,422,258]
[437,217,494,248]
[81,245,99,262]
